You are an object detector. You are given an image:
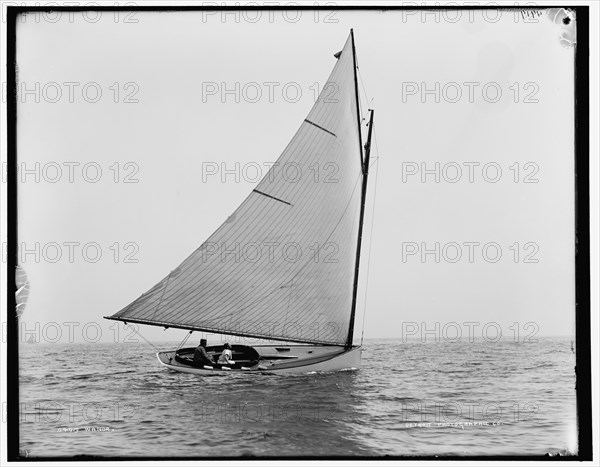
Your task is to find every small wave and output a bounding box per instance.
[70,374,94,380]
[523,363,556,370]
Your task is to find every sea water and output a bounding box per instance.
[17,337,577,457]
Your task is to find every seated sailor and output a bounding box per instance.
[217,342,234,364]
[193,338,215,366]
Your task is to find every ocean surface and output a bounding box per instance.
[18,338,577,458]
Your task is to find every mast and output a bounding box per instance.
[347,29,374,349]
[350,29,365,166]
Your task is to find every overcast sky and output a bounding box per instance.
[10,7,579,344]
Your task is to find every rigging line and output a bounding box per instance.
[176,330,193,350]
[361,125,380,344]
[357,67,370,102]
[125,323,161,352]
[373,126,381,157]
[351,30,365,170]
[357,66,372,121]
[360,156,380,346]
[354,53,365,119]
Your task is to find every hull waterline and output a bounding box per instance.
[156,345,362,375]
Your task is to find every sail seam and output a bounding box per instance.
[113,169,362,343]
[169,168,362,343]
[223,170,363,335]
[137,67,346,318]
[253,189,293,206]
[146,123,332,323]
[304,119,337,137]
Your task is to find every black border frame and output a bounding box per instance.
[5,4,592,461]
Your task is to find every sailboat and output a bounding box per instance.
[104,30,375,374]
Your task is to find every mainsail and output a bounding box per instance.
[107,33,365,346]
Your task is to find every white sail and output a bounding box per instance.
[108,34,364,345]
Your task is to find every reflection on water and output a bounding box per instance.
[18,338,577,457]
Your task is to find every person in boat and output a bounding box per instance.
[217,342,234,364]
[193,338,215,367]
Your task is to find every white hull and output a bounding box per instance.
[156,344,362,375]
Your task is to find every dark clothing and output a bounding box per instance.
[193,345,214,366]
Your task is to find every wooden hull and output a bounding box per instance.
[156,344,362,375]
